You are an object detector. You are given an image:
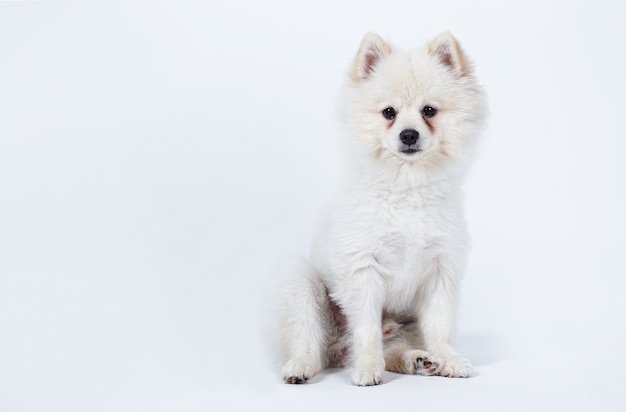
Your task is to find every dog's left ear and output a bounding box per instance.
[428,32,472,77]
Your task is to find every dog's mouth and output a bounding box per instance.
[400,147,421,155]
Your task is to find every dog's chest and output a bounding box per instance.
[334,189,448,274]
[316,185,459,310]
[372,201,442,304]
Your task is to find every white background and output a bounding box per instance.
[1,1,625,411]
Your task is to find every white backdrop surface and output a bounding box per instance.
[1,1,625,411]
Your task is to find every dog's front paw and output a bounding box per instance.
[351,359,385,386]
[437,356,473,378]
[404,350,443,376]
[282,358,319,384]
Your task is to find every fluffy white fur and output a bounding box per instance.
[279,32,486,386]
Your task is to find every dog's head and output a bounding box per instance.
[341,32,486,181]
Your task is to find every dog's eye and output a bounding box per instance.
[422,106,437,118]
[382,107,396,120]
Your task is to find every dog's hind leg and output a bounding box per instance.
[383,339,443,376]
[279,259,331,384]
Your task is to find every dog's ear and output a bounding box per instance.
[428,32,472,77]
[350,33,392,82]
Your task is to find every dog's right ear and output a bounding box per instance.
[350,33,392,83]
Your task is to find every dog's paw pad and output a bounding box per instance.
[406,350,443,376]
[414,356,442,376]
[285,376,307,384]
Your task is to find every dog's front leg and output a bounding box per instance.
[418,256,473,378]
[342,266,386,386]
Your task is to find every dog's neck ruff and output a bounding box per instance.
[360,155,462,191]
[353,166,461,210]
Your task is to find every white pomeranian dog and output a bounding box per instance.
[279,32,486,386]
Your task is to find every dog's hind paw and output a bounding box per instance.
[405,350,443,376]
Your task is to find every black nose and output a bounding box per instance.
[399,129,419,146]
